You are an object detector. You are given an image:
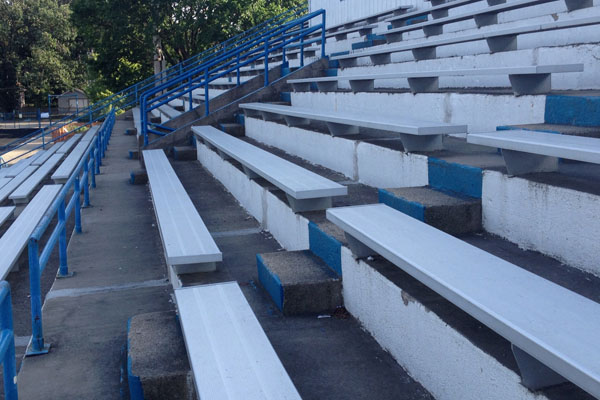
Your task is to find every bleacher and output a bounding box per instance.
[4,1,600,399]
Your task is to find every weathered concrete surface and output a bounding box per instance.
[258,250,342,315]
[17,115,174,400]
[128,312,195,400]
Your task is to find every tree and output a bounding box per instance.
[0,0,84,111]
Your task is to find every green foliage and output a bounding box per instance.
[0,0,85,110]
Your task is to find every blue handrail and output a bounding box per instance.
[0,3,308,164]
[0,281,17,400]
[140,9,326,145]
[26,111,115,356]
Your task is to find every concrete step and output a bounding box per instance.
[172,146,196,161]
[127,311,196,400]
[379,186,482,235]
[257,250,342,316]
[218,122,245,137]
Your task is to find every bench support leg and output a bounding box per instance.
[260,111,284,122]
[430,9,449,19]
[408,77,439,93]
[509,73,551,96]
[565,0,593,10]
[501,149,559,176]
[350,79,374,92]
[385,31,404,44]
[284,116,311,127]
[474,12,498,28]
[486,35,518,53]
[243,166,261,180]
[326,122,359,136]
[243,109,262,119]
[338,58,357,68]
[291,82,311,92]
[335,33,348,41]
[316,81,338,92]
[345,233,377,259]
[412,47,436,61]
[285,195,332,212]
[370,54,391,65]
[423,24,443,37]
[512,345,568,391]
[217,149,231,161]
[358,28,373,37]
[172,262,217,275]
[399,134,443,152]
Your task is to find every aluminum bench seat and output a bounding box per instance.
[287,64,583,96]
[325,4,413,32]
[32,143,63,166]
[56,134,82,155]
[326,203,600,397]
[157,104,182,120]
[0,206,14,228]
[0,185,62,280]
[143,149,221,277]
[10,154,63,204]
[2,153,42,178]
[386,0,502,28]
[132,107,142,137]
[326,24,379,41]
[239,102,467,152]
[0,166,38,203]
[383,0,590,42]
[81,126,100,143]
[193,125,348,212]
[0,178,10,191]
[175,282,301,400]
[336,16,600,65]
[467,129,600,175]
[52,139,94,184]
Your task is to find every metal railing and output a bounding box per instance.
[0,282,17,400]
[26,111,115,356]
[0,3,308,165]
[140,9,326,145]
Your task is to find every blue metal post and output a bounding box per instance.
[27,238,49,355]
[204,69,210,116]
[264,41,269,87]
[75,176,82,233]
[236,53,241,86]
[92,152,97,188]
[83,155,90,207]
[321,12,327,58]
[189,76,193,111]
[0,283,17,400]
[58,199,69,277]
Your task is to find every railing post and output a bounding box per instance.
[0,283,17,400]
[264,40,269,87]
[83,154,90,207]
[92,150,97,188]
[204,69,210,116]
[188,76,193,111]
[321,12,327,58]
[236,53,241,86]
[58,199,70,277]
[75,176,82,234]
[27,237,50,355]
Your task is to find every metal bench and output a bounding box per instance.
[0,166,37,203]
[10,154,63,204]
[326,203,600,397]
[325,4,413,31]
[0,206,14,228]
[158,104,182,122]
[52,140,94,184]
[175,282,301,400]
[2,153,41,178]
[0,185,62,280]
[133,107,142,137]
[193,125,348,212]
[383,0,590,42]
[287,64,583,95]
[239,102,467,152]
[0,178,11,191]
[143,149,221,280]
[467,130,600,175]
[386,0,504,28]
[327,24,378,41]
[56,134,82,154]
[31,143,63,166]
[333,16,600,65]
[81,126,99,143]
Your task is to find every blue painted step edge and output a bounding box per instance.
[308,222,342,276]
[428,158,483,199]
[378,189,425,222]
[545,95,600,127]
[127,318,144,400]
[257,254,284,312]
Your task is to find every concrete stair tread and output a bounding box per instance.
[501,124,600,138]
[260,250,339,284]
[383,186,479,207]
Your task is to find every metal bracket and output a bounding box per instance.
[284,115,310,128]
[260,111,284,122]
[326,122,359,136]
[349,79,375,92]
[335,33,348,41]
[242,165,260,180]
[412,46,437,61]
[291,82,311,92]
[26,343,51,357]
[474,12,498,28]
[399,134,443,152]
[486,35,518,53]
[408,77,439,93]
[386,32,404,43]
[509,73,551,96]
[502,149,558,176]
[285,195,332,212]
[243,109,262,119]
[339,58,357,69]
[56,271,75,279]
[512,345,568,391]
[565,0,593,11]
[423,24,443,37]
[370,54,391,65]
[487,0,507,4]
[216,149,231,161]
[316,81,338,92]
[345,233,377,259]
[172,262,217,275]
[431,9,449,19]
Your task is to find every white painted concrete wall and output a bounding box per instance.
[341,246,551,400]
[309,0,424,28]
[482,170,600,277]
